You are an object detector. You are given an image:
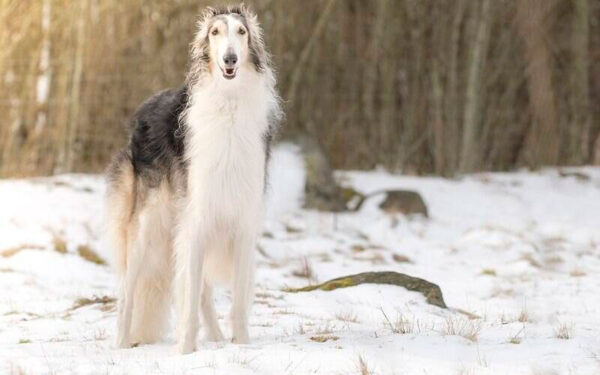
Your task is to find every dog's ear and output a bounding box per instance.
[239,3,256,24]
[197,6,219,40]
[203,6,217,17]
[186,6,215,84]
[240,4,267,72]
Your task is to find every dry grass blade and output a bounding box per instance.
[77,245,106,265]
[70,295,116,312]
[442,316,482,342]
[53,237,68,254]
[357,355,373,375]
[480,268,496,276]
[508,326,524,344]
[1,244,45,258]
[554,322,572,340]
[335,311,360,324]
[517,308,529,323]
[380,307,414,335]
[309,335,339,343]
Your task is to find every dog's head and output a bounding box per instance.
[189,5,266,83]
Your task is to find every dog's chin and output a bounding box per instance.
[221,67,237,80]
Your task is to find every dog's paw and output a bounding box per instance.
[205,329,225,343]
[116,336,131,349]
[232,333,250,345]
[175,340,196,355]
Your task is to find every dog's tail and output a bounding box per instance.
[105,150,136,275]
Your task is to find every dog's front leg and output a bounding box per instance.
[231,231,256,344]
[174,213,205,354]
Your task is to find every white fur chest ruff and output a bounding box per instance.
[184,76,269,224]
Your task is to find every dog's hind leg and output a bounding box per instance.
[129,273,171,345]
[230,232,256,344]
[107,151,140,348]
[116,221,143,348]
[129,207,173,345]
[201,280,224,342]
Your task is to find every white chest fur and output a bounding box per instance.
[183,74,269,225]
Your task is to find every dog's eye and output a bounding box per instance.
[211,28,219,36]
[238,27,246,35]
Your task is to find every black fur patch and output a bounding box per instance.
[125,84,274,191]
[262,102,282,191]
[128,87,188,187]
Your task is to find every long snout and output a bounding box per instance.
[223,50,238,68]
[221,47,238,80]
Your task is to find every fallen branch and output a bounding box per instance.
[284,271,446,308]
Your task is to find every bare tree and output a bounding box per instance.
[569,0,591,163]
[285,0,336,111]
[459,0,493,172]
[56,0,88,173]
[516,0,560,167]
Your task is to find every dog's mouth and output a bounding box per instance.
[222,67,237,80]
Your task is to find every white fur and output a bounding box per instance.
[175,71,269,353]
[115,182,175,348]
[174,15,274,354]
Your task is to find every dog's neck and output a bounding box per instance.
[182,66,270,194]
[183,68,270,139]
[196,65,264,93]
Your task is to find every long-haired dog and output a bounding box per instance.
[106,5,281,354]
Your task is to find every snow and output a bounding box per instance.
[1,145,600,375]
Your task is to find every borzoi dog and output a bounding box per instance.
[106,5,281,354]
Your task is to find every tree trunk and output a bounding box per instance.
[56,0,87,173]
[516,0,560,167]
[459,0,492,173]
[431,47,445,174]
[285,0,336,108]
[362,0,388,139]
[34,0,51,133]
[378,1,399,167]
[398,0,426,171]
[593,133,600,165]
[569,0,591,163]
[445,0,467,173]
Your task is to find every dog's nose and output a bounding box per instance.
[223,54,238,67]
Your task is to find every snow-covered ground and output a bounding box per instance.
[1,145,600,375]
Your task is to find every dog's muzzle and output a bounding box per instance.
[222,54,238,80]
